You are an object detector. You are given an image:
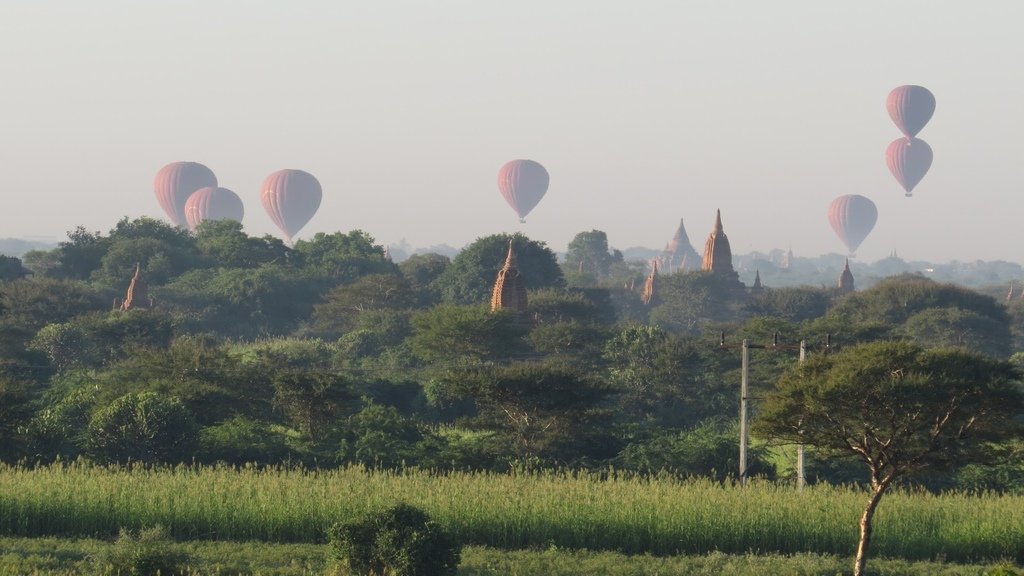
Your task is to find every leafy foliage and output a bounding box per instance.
[563,230,626,286]
[0,255,30,281]
[616,418,774,481]
[650,271,749,334]
[329,503,460,576]
[92,525,188,576]
[87,392,198,464]
[308,273,415,338]
[434,233,564,304]
[292,230,393,283]
[410,305,529,364]
[756,342,1023,481]
[754,341,1024,575]
[197,416,295,465]
[430,361,616,463]
[338,400,444,469]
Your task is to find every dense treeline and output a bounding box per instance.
[0,218,1022,492]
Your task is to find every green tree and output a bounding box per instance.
[194,219,291,268]
[650,271,749,334]
[753,341,1024,576]
[88,217,199,289]
[897,307,1011,357]
[96,335,272,426]
[399,252,450,307]
[0,277,108,332]
[158,263,320,337]
[51,226,109,280]
[616,417,774,480]
[828,274,1008,328]
[563,230,623,285]
[308,273,416,338]
[0,320,51,385]
[338,400,443,469]
[270,370,355,441]
[19,249,60,277]
[434,233,564,305]
[197,415,294,465]
[87,392,198,464]
[292,230,393,283]
[329,503,460,576]
[0,378,38,461]
[525,288,614,363]
[410,305,530,365]
[745,286,832,323]
[27,385,98,461]
[93,237,189,289]
[603,325,718,427]
[429,361,615,463]
[527,321,609,361]
[526,288,616,326]
[0,255,29,281]
[31,309,174,372]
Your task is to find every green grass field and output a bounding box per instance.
[0,537,1019,575]
[1,462,1021,566]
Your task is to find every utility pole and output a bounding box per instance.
[797,340,806,492]
[722,332,830,489]
[795,334,832,491]
[740,339,749,485]
[737,338,764,486]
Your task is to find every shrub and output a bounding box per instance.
[86,392,198,464]
[197,415,293,465]
[93,525,187,576]
[328,503,460,576]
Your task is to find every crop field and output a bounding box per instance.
[0,463,1021,565]
[0,537,1017,576]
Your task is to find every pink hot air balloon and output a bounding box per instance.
[886,85,935,138]
[260,169,322,244]
[497,159,549,223]
[153,162,218,226]
[184,187,244,231]
[827,194,877,256]
[886,137,933,197]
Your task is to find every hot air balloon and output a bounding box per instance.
[260,169,322,244]
[886,85,935,138]
[827,194,877,256]
[497,159,549,223]
[154,162,218,226]
[886,137,933,196]
[184,187,244,231]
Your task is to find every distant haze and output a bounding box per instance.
[1,1,1021,262]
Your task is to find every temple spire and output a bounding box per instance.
[750,269,764,295]
[491,239,528,313]
[838,258,855,294]
[701,209,735,276]
[660,218,700,273]
[641,260,659,305]
[117,262,153,311]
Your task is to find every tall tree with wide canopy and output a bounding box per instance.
[434,233,564,305]
[754,341,1023,576]
[819,274,1012,356]
[428,361,614,463]
[193,219,290,269]
[563,230,624,284]
[292,230,393,284]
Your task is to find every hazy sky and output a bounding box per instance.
[2,1,1022,263]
